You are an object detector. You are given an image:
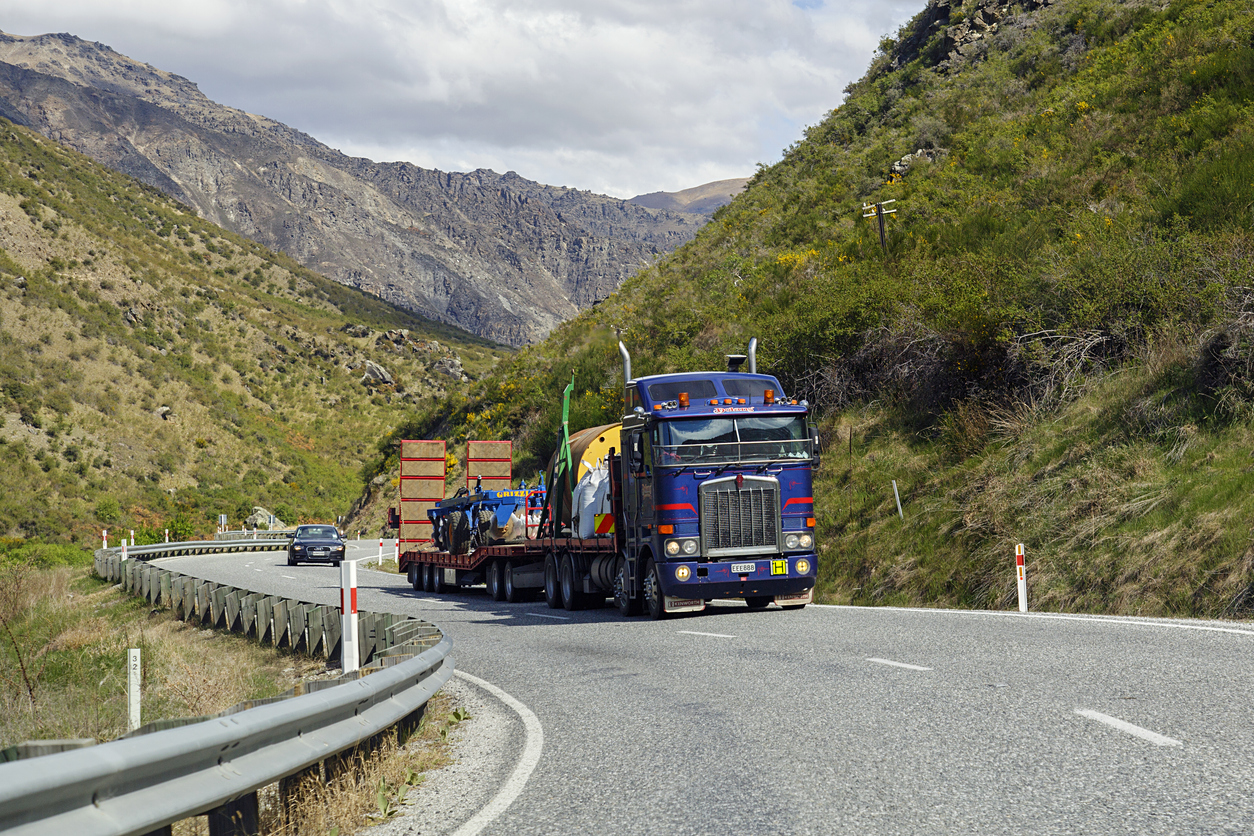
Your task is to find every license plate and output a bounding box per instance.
[730,562,756,574]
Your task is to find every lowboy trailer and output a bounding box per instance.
[398,338,820,618]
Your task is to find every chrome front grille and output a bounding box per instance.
[700,477,780,557]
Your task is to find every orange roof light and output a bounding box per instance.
[724,398,733,405]
[737,398,746,405]
[678,392,690,408]
[653,404,662,411]
[764,389,775,404]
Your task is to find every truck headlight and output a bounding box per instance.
[682,539,698,556]
[666,539,698,557]
[666,540,681,556]
[784,533,800,550]
[799,533,813,549]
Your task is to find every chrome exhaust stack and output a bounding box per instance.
[748,337,758,374]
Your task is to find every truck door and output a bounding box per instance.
[625,430,654,547]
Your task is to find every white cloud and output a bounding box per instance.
[0,0,922,196]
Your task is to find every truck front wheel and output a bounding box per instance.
[543,552,562,609]
[643,559,666,620]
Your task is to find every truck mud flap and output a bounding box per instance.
[664,596,705,614]
[774,589,813,606]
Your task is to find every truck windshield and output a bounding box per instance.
[655,416,810,465]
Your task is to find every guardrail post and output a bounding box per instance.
[159,572,172,608]
[206,792,259,836]
[225,590,243,632]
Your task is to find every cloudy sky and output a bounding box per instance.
[0,0,922,198]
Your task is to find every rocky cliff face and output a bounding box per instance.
[0,32,706,346]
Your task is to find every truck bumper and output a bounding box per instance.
[657,554,817,601]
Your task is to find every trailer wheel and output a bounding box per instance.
[504,560,526,603]
[432,565,446,594]
[643,559,666,620]
[408,564,420,590]
[560,553,585,611]
[614,555,641,617]
[488,560,506,601]
[543,552,562,609]
[745,596,771,610]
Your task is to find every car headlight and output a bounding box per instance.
[293,545,305,551]
[799,533,814,549]
[784,533,800,550]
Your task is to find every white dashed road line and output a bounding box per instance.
[866,657,933,671]
[1075,709,1182,747]
[678,630,736,638]
[528,613,571,620]
[281,575,296,580]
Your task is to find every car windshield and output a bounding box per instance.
[656,416,810,465]
[299,526,337,539]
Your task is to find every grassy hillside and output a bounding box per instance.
[374,0,1254,618]
[0,120,506,544]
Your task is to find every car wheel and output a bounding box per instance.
[745,596,771,610]
[543,552,562,609]
[287,553,296,566]
[614,555,640,617]
[643,559,666,620]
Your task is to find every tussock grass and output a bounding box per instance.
[0,564,325,746]
[814,341,1254,619]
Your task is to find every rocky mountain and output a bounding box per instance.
[0,31,708,347]
[629,177,750,215]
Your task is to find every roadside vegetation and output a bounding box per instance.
[369,0,1254,618]
[0,122,507,544]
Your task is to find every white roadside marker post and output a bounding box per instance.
[121,541,128,562]
[378,537,384,562]
[164,528,169,544]
[129,530,135,547]
[892,480,904,520]
[102,529,108,549]
[1016,543,1028,612]
[340,560,359,674]
[394,539,400,562]
[127,648,141,731]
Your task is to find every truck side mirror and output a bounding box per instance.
[629,436,643,468]
[810,425,821,469]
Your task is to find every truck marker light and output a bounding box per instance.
[676,565,691,581]
[724,398,733,405]
[737,398,746,404]
[709,399,718,405]
[795,558,811,575]
[653,404,662,411]
[806,517,816,527]
[659,524,674,534]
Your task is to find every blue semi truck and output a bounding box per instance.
[398,339,820,618]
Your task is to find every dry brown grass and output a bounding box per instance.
[171,691,461,836]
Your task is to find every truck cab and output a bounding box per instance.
[618,349,819,617]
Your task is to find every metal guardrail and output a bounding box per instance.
[0,542,454,835]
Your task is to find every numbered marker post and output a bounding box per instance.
[340,560,359,673]
[1016,543,1028,612]
[128,648,141,731]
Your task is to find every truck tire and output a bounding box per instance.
[614,555,641,617]
[745,596,771,609]
[560,553,585,611]
[488,560,505,601]
[643,559,666,620]
[432,565,446,594]
[543,552,562,609]
[504,560,526,603]
[408,564,420,590]
[448,511,469,554]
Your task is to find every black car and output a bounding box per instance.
[287,524,346,566]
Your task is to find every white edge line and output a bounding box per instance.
[281,575,297,580]
[450,671,544,836]
[823,604,1254,637]
[1075,709,1182,747]
[678,630,737,638]
[527,612,571,620]
[866,657,932,671]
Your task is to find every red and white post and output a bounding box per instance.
[121,540,128,562]
[1016,543,1028,612]
[102,529,108,549]
[378,538,384,562]
[340,560,359,673]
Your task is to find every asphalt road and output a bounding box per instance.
[156,543,1254,835]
